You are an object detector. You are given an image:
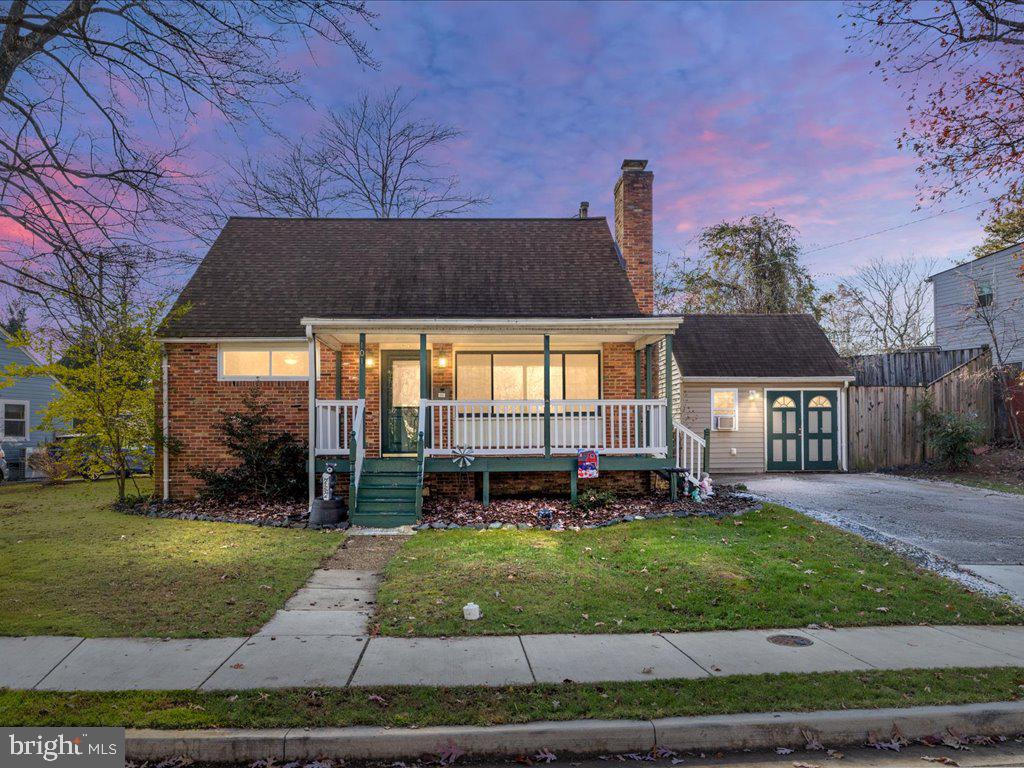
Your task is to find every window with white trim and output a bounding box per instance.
[710,389,738,431]
[219,343,318,381]
[1,400,28,439]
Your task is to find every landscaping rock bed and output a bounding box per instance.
[415,487,754,531]
[119,498,339,529]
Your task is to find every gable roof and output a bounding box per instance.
[672,314,851,379]
[927,242,1023,281]
[160,217,643,338]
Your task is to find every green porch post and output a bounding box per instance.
[665,334,677,501]
[543,335,551,458]
[645,344,653,398]
[358,333,366,400]
[419,334,428,398]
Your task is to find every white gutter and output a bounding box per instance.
[300,316,683,334]
[158,337,306,343]
[161,349,170,501]
[682,375,857,383]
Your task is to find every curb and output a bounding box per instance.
[126,701,1024,762]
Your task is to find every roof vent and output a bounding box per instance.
[578,201,589,219]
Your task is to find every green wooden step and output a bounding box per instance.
[350,511,419,527]
[358,487,419,502]
[354,499,418,515]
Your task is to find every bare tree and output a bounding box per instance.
[823,257,936,354]
[958,272,1024,445]
[844,1,1024,211]
[224,89,487,219]
[0,0,377,308]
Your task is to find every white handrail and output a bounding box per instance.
[314,399,362,455]
[350,399,366,500]
[673,420,706,474]
[421,398,668,457]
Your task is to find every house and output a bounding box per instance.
[157,159,851,526]
[929,243,1024,365]
[0,330,61,479]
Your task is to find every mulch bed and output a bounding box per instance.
[120,498,316,528]
[417,487,755,530]
[884,446,1024,491]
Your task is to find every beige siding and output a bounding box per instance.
[679,382,765,474]
[677,381,848,474]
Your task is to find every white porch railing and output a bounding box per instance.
[421,398,667,457]
[674,421,706,474]
[315,399,363,455]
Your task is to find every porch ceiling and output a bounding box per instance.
[304,316,681,349]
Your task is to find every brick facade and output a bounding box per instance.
[613,159,654,315]
[158,337,646,501]
[156,342,310,499]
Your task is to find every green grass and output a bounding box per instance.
[0,479,340,637]
[1,668,1022,729]
[375,504,1022,636]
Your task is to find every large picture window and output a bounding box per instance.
[219,343,317,381]
[456,352,600,400]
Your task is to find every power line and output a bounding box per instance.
[803,198,987,256]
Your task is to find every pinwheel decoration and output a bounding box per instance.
[452,446,475,468]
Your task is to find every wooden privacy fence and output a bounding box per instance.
[847,349,993,470]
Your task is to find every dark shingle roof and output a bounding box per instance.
[673,314,850,379]
[161,217,642,338]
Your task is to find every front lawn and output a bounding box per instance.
[1,667,1021,728]
[375,504,1021,636]
[0,480,339,637]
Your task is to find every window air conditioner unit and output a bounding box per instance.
[713,415,735,431]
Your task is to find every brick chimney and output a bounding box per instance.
[613,159,653,314]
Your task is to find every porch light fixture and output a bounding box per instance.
[438,356,448,368]
[365,356,375,368]
[748,390,759,400]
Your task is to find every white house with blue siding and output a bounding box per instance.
[0,331,61,478]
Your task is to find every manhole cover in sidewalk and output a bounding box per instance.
[766,634,813,647]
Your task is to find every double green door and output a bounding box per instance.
[766,390,838,471]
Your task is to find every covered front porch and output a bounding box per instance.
[302,317,706,525]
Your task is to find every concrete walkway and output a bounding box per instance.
[4,624,1023,691]
[737,473,1024,603]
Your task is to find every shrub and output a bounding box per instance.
[914,394,983,470]
[572,488,617,511]
[190,387,306,502]
[27,444,73,484]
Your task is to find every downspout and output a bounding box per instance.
[161,346,169,501]
[307,325,316,510]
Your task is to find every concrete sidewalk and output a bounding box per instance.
[4,624,1023,691]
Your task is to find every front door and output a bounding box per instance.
[767,390,801,471]
[803,390,839,470]
[382,351,429,454]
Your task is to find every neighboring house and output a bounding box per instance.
[157,159,851,526]
[0,331,60,479]
[929,243,1024,365]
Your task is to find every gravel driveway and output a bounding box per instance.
[736,472,1024,602]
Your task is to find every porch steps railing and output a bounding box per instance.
[346,400,366,512]
[674,421,709,475]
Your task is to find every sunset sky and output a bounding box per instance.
[188,0,986,284]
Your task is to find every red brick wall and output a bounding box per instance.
[157,342,309,499]
[613,160,654,315]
